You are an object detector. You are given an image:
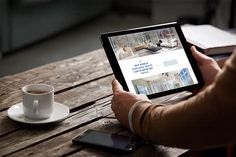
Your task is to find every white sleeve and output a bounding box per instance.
[128,100,153,134]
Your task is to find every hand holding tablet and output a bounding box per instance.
[101,22,203,99]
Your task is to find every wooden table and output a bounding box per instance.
[0,49,188,157]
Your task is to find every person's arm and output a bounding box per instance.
[132,49,236,149]
[111,46,235,149]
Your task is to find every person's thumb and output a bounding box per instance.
[191,46,210,65]
[112,79,123,94]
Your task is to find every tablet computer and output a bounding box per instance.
[100,22,203,99]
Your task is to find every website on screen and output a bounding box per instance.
[109,27,198,95]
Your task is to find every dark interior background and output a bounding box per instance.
[0,0,235,77]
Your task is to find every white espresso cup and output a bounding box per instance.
[22,84,54,120]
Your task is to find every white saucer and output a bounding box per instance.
[7,102,70,125]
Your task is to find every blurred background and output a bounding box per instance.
[0,0,235,77]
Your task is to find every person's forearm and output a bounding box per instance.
[132,52,236,149]
[133,86,226,149]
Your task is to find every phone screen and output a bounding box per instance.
[72,129,144,152]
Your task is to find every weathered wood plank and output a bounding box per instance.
[69,146,187,157]
[67,126,187,157]
[55,75,113,110]
[0,91,189,156]
[0,112,22,137]
[6,118,123,157]
[0,73,191,138]
[0,46,191,157]
[6,117,186,157]
[0,75,114,137]
[0,97,113,156]
[0,49,112,111]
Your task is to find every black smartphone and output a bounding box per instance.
[72,129,144,152]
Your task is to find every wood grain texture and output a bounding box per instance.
[0,98,112,156]
[0,75,114,137]
[0,49,112,111]
[68,146,186,157]
[6,117,186,157]
[0,49,188,157]
[6,118,122,157]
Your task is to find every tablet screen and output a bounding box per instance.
[101,23,203,98]
[107,26,199,95]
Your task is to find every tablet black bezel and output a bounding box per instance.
[100,22,204,99]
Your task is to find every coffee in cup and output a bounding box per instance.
[22,84,54,120]
[26,90,49,95]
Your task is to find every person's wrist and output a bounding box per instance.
[128,100,152,134]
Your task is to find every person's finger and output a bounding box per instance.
[191,46,210,65]
[112,79,123,94]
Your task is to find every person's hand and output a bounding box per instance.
[111,79,151,128]
[191,46,221,92]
